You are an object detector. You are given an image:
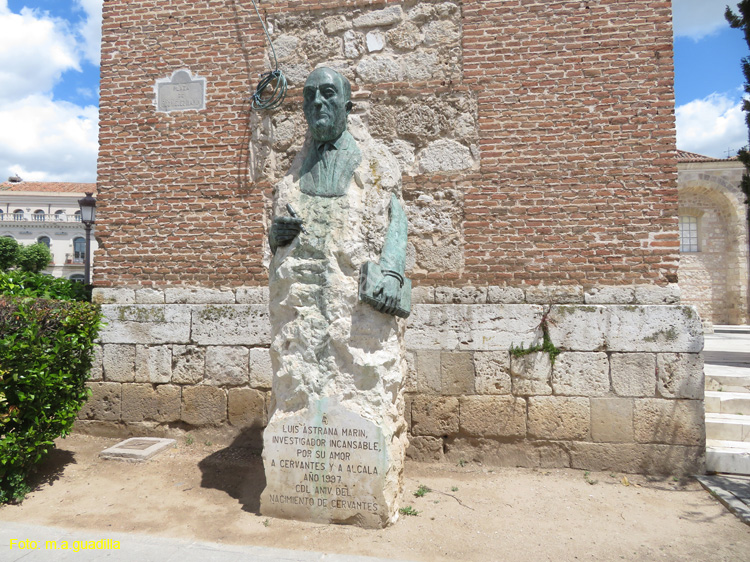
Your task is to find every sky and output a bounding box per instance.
[0,0,747,183]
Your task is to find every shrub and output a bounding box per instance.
[0,297,101,503]
[0,238,20,271]
[17,243,52,274]
[0,270,89,302]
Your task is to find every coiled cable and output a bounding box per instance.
[250,0,287,110]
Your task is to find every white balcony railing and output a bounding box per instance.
[65,254,85,265]
[0,212,82,223]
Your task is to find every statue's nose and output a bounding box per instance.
[314,90,324,106]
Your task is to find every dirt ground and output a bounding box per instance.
[1,434,748,562]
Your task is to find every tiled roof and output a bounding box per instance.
[676,150,738,163]
[0,181,96,194]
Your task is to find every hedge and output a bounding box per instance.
[0,297,101,503]
[0,270,90,302]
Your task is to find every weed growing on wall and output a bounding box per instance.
[509,307,561,365]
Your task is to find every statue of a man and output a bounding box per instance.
[269,67,407,316]
[262,68,408,527]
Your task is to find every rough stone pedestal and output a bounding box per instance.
[260,117,408,528]
[261,398,400,527]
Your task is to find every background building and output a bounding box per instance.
[0,179,98,280]
[677,151,749,327]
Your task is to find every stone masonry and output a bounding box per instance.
[90,1,701,475]
[87,284,704,475]
[677,156,749,326]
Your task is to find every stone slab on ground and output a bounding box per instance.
[99,438,176,462]
[697,474,750,525]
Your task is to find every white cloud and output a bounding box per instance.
[0,5,80,102]
[0,94,98,182]
[76,0,102,66]
[676,93,748,158]
[0,2,101,182]
[673,0,731,40]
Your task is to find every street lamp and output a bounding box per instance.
[77,192,96,286]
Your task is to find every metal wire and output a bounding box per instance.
[249,0,287,110]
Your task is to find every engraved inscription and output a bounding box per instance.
[120,439,157,450]
[155,69,206,113]
[261,401,390,523]
[266,423,383,511]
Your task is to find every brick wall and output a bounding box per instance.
[462,0,678,286]
[96,0,679,288]
[97,0,269,287]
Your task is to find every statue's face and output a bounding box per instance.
[303,69,350,143]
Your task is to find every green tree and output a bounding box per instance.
[0,238,20,271]
[725,1,750,217]
[17,243,52,274]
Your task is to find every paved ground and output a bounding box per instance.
[697,474,750,525]
[0,521,408,562]
[704,329,750,368]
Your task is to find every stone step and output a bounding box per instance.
[706,413,750,442]
[705,391,750,415]
[706,440,750,475]
[705,369,750,393]
[713,325,750,334]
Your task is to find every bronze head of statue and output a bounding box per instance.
[302,67,353,143]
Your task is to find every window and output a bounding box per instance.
[73,237,86,262]
[33,209,45,221]
[679,215,699,252]
[12,209,24,221]
[37,236,51,248]
[69,274,85,283]
[54,210,66,221]
[73,210,82,222]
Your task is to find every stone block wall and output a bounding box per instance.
[78,287,272,445]
[404,286,704,475]
[86,285,705,475]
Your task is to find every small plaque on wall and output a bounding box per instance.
[155,69,206,113]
